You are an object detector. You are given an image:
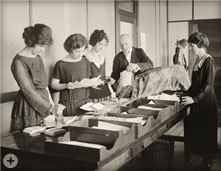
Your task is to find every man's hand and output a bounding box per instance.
[126,63,140,72]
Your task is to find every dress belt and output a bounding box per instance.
[61,97,90,103]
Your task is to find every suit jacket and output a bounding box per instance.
[111,47,153,82]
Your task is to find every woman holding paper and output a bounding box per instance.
[51,34,103,116]
[85,30,114,102]
[10,24,60,131]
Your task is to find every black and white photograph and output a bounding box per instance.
[1,0,221,170]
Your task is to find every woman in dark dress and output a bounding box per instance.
[181,32,218,170]
[51,34,103,116]
[11,24,59,131]
[85,30,115,102]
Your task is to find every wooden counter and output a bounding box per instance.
[1,98,188,171]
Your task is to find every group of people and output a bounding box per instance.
[10,23,218,171]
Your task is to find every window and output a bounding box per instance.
[115,0,138,52]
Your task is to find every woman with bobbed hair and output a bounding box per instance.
[11,23,59,131]
[85,29,114,102]
[181,32,218,170]
[51,34,103,116]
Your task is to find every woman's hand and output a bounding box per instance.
[95,79,104,86]
[50,104,66,115]
[180,96,194,105]
[108,77,116,85]
[66,82,77,89]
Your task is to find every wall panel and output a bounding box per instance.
[168,0,192,21]
[1,1,29,92]
[87,1,115,76]
[194,0,221,20]
[32,1,68,83]
[138,1,157,66]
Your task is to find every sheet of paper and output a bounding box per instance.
[138,105,164,111]
[147,93,179,101]
[97,116,145,125]
[92,121,130,133]
[59,141,105,149]
[80,102,105,111]
[44,115,57,127]
[91,103,105,111]
[80,102,95,111]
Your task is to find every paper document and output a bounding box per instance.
[138,105,164,111]
[98,116,146,125]
[147,93,179,101]
[60,141,105,149]
[92,121,130,133]
[80,102,105,111]
[44,115,80,127]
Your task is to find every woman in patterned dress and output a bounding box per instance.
[11,24,59,131]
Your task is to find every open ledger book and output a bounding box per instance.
[23,115,81,136]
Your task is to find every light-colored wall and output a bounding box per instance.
[1,1,30,92]
[87,1,115,76]
[138,0,168,67]
[138,1,157,66]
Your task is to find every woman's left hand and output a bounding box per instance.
[181,96,194,105]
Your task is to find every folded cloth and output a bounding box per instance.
[132,65,191,99]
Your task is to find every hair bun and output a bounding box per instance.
[23,26,37,46]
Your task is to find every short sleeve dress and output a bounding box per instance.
[11,54,51,131]
[52,56,91,116]
[85,53,111,102]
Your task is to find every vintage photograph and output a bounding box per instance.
[1,0,221,170]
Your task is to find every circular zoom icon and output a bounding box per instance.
[3,154,18,168]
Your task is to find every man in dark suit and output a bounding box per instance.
[110,34,154,91]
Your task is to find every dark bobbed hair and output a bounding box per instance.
[188,32,209,49]
[23,23,53,47]
[64,34,88,53]
[89,30,109,46]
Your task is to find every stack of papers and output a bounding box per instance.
[147,93,179,101]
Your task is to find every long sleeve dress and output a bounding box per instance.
[85,53,111,102]
[11,54,52,131]
[184,54,218,158]
[52,56,91,116]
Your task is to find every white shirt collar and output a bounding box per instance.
[85,52,104,68]
[124,48,133,62]
[193,54,211,71]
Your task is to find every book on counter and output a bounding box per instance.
[23,126,48,136]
